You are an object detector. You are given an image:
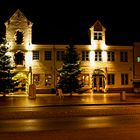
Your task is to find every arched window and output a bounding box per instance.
[14,52,24,65]
[15,31,23,44]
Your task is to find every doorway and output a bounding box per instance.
[92,69,106,93]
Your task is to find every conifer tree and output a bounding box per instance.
[57,43,83,96]
[0,39,19,96]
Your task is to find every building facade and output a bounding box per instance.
[3,9,140,94]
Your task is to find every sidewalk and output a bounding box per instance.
[0,92,140,107]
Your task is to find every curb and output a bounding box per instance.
[0,102,140,108]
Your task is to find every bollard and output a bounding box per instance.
[120,91,126,101]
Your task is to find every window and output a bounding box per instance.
[107,51,115,61]
[120,51,128,62]
[95,51,102,61]
[94,32,102,40]
[81,74,89,86]
[45,51,52,60]
[45,74,52,86]
[33,51,39,60]
[121,74,128,85]
[82,51,89,61]
[33,74,40,85]
[14,52,24,65]
[57,51,64,61]
[15,31,23,44]
[107,74,115,85]
[137,57,140,62]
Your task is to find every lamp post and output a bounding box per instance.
[29,66,32,84]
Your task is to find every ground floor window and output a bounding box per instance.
[45,74,52,86]
[33,74,40,86]
[80,74,90,86]
[107,74,115,85]
[121,73,128,85]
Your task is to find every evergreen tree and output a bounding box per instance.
[0,39,19,96]
[57,43,83,96]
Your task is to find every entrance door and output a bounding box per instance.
[93,76,104,92]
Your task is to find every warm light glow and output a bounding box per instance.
[90,42,97,50]
[25,51,32,67]
[91,42,108,51]
[6,51,11,56]
[6,52,15,66]
[26,44,32,50]
[102,51,107,62]
[7,42,12,49]
[89,51,95,66]
[101,44,108,50]
[103,94,107,103]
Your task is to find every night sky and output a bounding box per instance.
[0,0,140,45]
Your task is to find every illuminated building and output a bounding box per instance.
[3,9,140,94]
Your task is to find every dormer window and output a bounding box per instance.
[15,31,23,44]
[94,32,102,40]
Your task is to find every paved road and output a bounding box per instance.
[1,104,140,119]
[1,93,140,140]
[1,114,140,140]
[1,114,140,132]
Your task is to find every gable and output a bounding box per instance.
[90,20,106,32]
[4,9,33,27]
[94,20,103,31]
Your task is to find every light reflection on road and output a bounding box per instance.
[1,115,140,132]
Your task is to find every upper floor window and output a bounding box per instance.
[57,51,64,61]
[82,51,89,61]
[95,51,102,61]
[94,32,102,40]
[108,51,115,61]
[33,51,39,60]
[120,51,128,62]
[45,51,52,60]
[15,31,23,44]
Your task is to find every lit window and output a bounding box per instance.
[137,57,140,62]
[81,74,89,86]
[45,74,52,86]
[33,74,40,85]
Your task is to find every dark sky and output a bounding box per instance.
[0,0,140,45]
